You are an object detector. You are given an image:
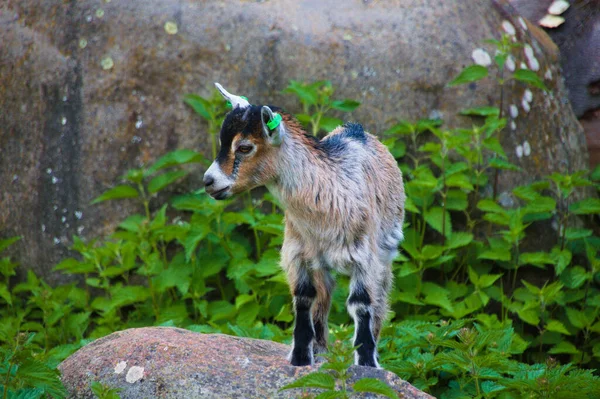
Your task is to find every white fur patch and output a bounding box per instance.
[204,161,234,191]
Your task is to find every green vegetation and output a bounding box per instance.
[1,34,600,398]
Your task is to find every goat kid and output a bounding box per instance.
[203,83,405,368]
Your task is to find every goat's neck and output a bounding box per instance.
[268,128,326,213]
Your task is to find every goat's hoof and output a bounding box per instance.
[356,356,380,368]
[290,350,313,367]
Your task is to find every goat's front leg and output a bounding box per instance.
[347,273,379,368]
[287,264,317,366]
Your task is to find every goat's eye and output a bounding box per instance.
[237,145,253,154]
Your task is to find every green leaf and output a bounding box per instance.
[517,308,540,326]
[545,320,571,335]
[446,190,468,211]
[569,198,600,215]
[446,232,473,249]
[353,378,400,399]
[280,372,336,391]
[146,149,203,175]
[519,252,554,267]
[91,185,139,204]
[478,273,503,288]
[566,307,592,329]
[148,170,188,194]
[548,341,580,355]
[489,157,521,171]
[477,199,505,214]
[0,236,20,254]
[0,283,12,305]
[184,94,212,120]
[425,207,452,237]
[445,174,474,190]
[448,65,488,86]
[459,106,500,117]
[513,69,548,91]
[331,99,360,112]
[319,116,343,132]
[565,228,593,241]
[183,224,210,262]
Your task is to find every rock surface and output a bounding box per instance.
[0,0,590,282]
[58,327,433,399]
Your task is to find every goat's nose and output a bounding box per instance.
[203,175,214,187]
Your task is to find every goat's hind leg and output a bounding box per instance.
[311,268,334,359]
[288,264,317,366]
[347,273,379,368]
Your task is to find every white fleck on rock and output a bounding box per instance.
[77,226,85,234]
[132,136,142,144]
[524,44,540,71]
[548,0,569,15]
[522,98,531,113]
[524,89,533,103]
[42,224,46,232]
[498,191,515,208]
[505,55,516,72]
[164,21,178,35]
[135,120,143,129]
[125,366,144,383]
[471,48,492,66]
[61,116,67,125]
[101,56,114,70]
[62,96,68,102]
[539,14,565,28]
[12,174,18,182]
[516,145,524,158]
[509,104,519,118]
[53,205,58,211]
[46,168,52,174]
[53,237,61,245]
[528,56,540,71]
[75,211,83,220]
[502,20,516,36]
[518,16,528,31]
[52,176,59,184]
[510,121,517,130]
[85,15,92,23]
[61,216,66,223]
[114,361,127,374]
[523,140,531,156]
[544,69,553,80]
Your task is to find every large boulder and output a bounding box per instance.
[0,0,589,283]
[58,327,433,399]
[507,0,600,166]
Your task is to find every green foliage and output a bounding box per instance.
[280,337,399,399]
[1,63,599,399]
[90,382,121,399]
[283,80,360,135]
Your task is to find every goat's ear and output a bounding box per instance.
[214,82,250,109]
[261,106,285,146]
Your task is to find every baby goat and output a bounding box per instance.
[203,83,405,368]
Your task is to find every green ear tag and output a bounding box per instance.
[267,113,282,130]
[227,96,249,108]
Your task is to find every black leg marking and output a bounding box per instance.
[354,308,377,367]
[348,280,378,367]
[291,277,316,366]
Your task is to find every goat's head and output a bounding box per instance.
[203,83,286,200]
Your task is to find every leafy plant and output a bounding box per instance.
[280,336,399,399]
[284,80,360,135]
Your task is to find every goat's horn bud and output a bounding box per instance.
[215,83,250,109]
